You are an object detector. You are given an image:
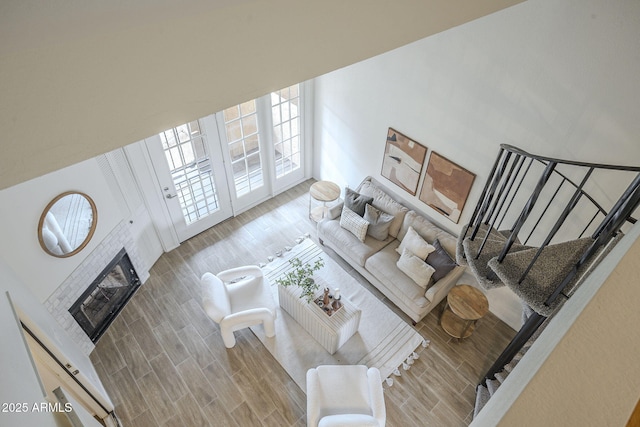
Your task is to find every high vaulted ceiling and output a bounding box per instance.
[0,0,523,190]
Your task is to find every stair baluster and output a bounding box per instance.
[470,150,513,242]
[466,147,506,237]
[476,154,524,257]
[496,157,535,230]
[497,161,557,263]
[517,168,594,284]
[463,145,640,419]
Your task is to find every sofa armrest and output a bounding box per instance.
[326,199,344,220]
[319,414,381,427]
[219,308,274,330]
[217,265,263,282]
[306,369,322,427]
[425,265,465,303]
[367,368,385,426]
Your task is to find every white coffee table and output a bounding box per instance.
[278,280,361,354]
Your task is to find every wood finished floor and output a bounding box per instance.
[90,180,516,427]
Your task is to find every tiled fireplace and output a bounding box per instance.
[68,248,141,343]
[45,220,149,354]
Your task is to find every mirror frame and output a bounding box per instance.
[38,191,98,258]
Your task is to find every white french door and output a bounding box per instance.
[270,84,306,192]
[217,99,270,213]
[142,83,308,244]
[145,119,232,242]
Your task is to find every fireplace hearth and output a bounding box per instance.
[69,248,140,342]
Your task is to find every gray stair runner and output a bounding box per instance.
[494,370,508,384]
[461,234,531,290]
[486,378,501,396]
[474,385,491,419]
[488,237,594,316]
[521,300,536,326]
[464,228,621,419]
[456,223,510,266]
[465,144,637,422]
[455,226,469,266]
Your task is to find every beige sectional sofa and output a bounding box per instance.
[317,177,465,323]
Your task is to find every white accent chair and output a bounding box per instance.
[201,265,276,348]
[306,365,386,427]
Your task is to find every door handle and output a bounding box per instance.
[166,194,177,199]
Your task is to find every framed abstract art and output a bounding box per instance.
[419,152,475,223]
[381,128,427,195]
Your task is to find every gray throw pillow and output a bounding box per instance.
[425,239,457,282]
[344,187,373,217]
[363,204,394,241]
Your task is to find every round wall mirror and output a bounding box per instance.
[38,191,97,258]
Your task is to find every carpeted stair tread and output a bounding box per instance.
[563,232,623,298]
[456,225,470,266]
[456,223,514,266]
[463,238,505,289]
[488,237,595,316]
[521,300,536,327]
[504,360,516,373]
[486,378,501,396]
[499,229,515,240]
[462,236,532,290]
[495,370,508,384]
[474,385,491,419]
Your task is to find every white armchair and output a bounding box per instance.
[307,365,386,427]
[201,265,276,348]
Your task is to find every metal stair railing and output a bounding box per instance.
[464,144,640,386]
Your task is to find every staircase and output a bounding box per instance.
[462,145,640,418]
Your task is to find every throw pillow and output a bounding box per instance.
[397,248,436,289]
[344,187,373,217]
[363,203,394,240]
[340,206,369,242]
[396,226,436,259]
[425,239,458,282]
[357,179,409,238]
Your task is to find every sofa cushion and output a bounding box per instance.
[365,242,430,309]
[397,248,436,289]
[357,179,408,238]
[396,226,436,259]
[363,204,394,241]
[344,187,373,217]
[340,206,369,242]
[318,218,393,267]
[426,239,458,282]
[398,210,458,258]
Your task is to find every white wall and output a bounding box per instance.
[0,158,123,302]
[0,260,109,427]
[313,0,640,328]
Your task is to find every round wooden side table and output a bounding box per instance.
[440,284,489,340]
[309,181,340,222]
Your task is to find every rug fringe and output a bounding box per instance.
[384,339,431,387]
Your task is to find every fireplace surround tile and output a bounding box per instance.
[45,220,149,355]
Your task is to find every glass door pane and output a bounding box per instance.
[271,84,301,179]
[159,120,220,225]
[223,100,265,198]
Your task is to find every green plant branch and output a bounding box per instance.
[275,257,325,303]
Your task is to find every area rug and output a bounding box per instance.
[250,237,426,391]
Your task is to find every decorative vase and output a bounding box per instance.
[332,287,342,310]
[323,287,330,306]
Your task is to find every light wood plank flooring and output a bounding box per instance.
[90,180,516,426]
